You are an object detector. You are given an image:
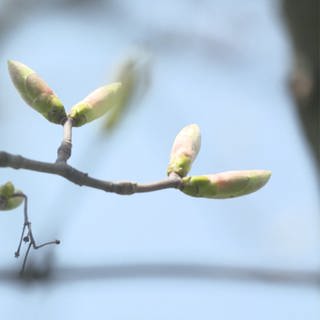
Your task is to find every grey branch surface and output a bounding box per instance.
[0,151,182,195]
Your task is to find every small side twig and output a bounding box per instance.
[12,193,60,274]
[56,117,73,163]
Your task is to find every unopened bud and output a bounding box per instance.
[8,60,66,124]
[0,182,24,211]
[167,124,201,177]
[181,170,271,199]
[69,82,122,127]
[0,181,14,198]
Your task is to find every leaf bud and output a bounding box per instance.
[0,182,24,211]
[69,82,122,127]
[167,124,201,177]
[8,60,66,124]
[181,170,271,199]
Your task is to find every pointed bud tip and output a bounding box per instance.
[7,60,33,84]
[7,59,19,66]
[254,169,272,185]
[97,82,122,95]
[7,59,17,68]
[188,123,200,130]
[109,82,122,90]
[7,59,33,74]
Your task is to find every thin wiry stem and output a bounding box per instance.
[12,193,60,274]
[20,242,32,276]
[14,221,27,258]
[0,151,183,195]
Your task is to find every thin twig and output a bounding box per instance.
[12,193,60,274]
[56,117,73,163]
[14,222,26,258]
[0,151,183,194]
[20,242,32,276]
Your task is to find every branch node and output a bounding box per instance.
[56,141,72,163]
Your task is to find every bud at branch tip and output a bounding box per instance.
[167,124,201,177]
[8,60,66,124]
[181,170,271,199]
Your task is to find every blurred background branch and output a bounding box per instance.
[282,0,320,177]
[0,262,319,289]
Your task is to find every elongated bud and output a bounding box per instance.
[0,182,24,211]
[69,82,122,127]
[167,124,201,177]
[181,170,271,199]
[8,60,66,124]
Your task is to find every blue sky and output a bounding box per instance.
[0,0,319,319]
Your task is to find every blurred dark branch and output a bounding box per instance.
[0,0,107,46]
[142,28,238,62]
[0,0,237,60]
[0,0,35,37]
[0,262,319,289]
[282,0,320,176]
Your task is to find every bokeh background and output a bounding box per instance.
[0,0,319,319]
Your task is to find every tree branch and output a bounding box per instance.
[0,262,319,288]
[0,151,182,195]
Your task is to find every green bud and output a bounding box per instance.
[8,60,66,124]
[0,181,15,198]
[181,170,271,199]
[167,124,201,177]
[0,182,24,211]
[69,82,122,127]
[2,195,24,211]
